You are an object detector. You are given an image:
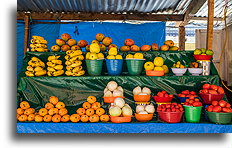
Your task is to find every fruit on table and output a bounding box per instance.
[130,45,140,51]
[109,98,133,117]
[95,33,105,42]
[104,81,124,97]
[141,45,151,51]
[115,55,123,59]
[90,43,100,53]
[206,100,231,113]
[177,90,197,98]
[124,39,134,46]
[108,47,118,55]
[157,103,184,112]
[100,114,110,122]
[30,35,48,52]
[199,84,225,94]
[61,33,71,41]
[65,49,85,76]
[51,45,61,52]
[151,43,159,51]
[56,39,66,46]
[193,48,214,56]
[183,97,202,107]
[154,57,164,67]
[61,114,70,122]
[172,61,185,68]
[61,45,71,52]
[47,55,64,76]
[144,62,155,70]
[132,86,151,95]
[136,104,155,114]
[78,40,88,47]
[91,40,99,44]
[102,37,112,46]
[155,91,173,98]
[99,44,106,51]
[125,53,144,59]
[25,57,47,77]
[67,39,77,46]
[120,46,130,52]
[108,44,118,50]
[169,46,179,51]
[160,45,169,51]
[161,65,169,74]
[189,62,202,68]
[164,40,174,47]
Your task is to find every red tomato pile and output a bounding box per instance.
[199,84,225,94]
[206,100,231,113]
[183,97,202,107]
[177,90,197,98]
[155,91,173,98]
[157,103,184,112]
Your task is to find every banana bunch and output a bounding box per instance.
[47,56,64,76]
[25,57,47,77]
[30,36,48,52]
[65,50,85,76]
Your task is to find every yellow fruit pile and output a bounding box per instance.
[17,101,35,122]
[160,40,179,51]
[75,96,109,123]
[144,57,169,73]
[173,61,185,68]
[125,53,144,59]
[30,36,48,52]
[25,57,47,77]
[47,56,64,76]
[106,47,123,59]
[86,43,105,60]
[65,50,85,76]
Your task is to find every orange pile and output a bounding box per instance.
[74,96,109,123]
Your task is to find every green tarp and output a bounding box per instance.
[17,51,223,114]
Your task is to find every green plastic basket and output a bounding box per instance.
[184,106,202,123]
[126,59,145,76]
[85,59,104,76]
[206,111,232,124]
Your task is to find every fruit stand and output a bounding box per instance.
[17,0,232,133]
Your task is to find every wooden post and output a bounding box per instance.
[206,0,214,50]
[24,15,29,54]
[179,26,185,51]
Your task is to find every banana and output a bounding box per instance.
[65,70,73,76]
[30,39,35,44]
[30,44,36,48]
[47,71,53,76]
[66,65,73,71]
[39,61,45,68]
[70,61,82,67]
[36,47,46,52]
[25,71,34,77]
[31,48,36,52]
[41,40,48,44]
[53,70,64,76]
[34,66,43,72]
[31,57,40,62]
[65,61,72,66]
[47,67,56,72]
[72,66,82,73]
[64,55,70,61]
[66,50,73,55]
[48,56,60,61]
[54,65,63,70]
[47,62,56,67]
[77,55,84,60]
[26,66,34,72]
[35,70,47,76]
[69,50,83,58]
[51,60,62,65]
[74,70,85,76]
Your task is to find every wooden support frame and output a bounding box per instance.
[179,26,186,51]
[17,12,184,21]
[206,0,214,50]
[23,14,29,54]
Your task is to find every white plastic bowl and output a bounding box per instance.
[188,68,203,76]
[171,68,187,76]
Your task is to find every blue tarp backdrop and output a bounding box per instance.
[17,21,165,75]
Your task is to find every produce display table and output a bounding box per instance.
[17,122,232,133]
[17,51,230,133]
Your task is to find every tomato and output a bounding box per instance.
[161,108,166,112]
[164,94,169,97]
[192,101,202,107]
[194,98,200,102]
[207,105,213,112]
[210,85,218,90]
[169,94,174,98]
[189,96,195,100]
[208,90,218,94]
[179,107,184,111]
[176,109,181,112]
[226,103,231,108]
[201,89,208,94]
[171,108,176,112]
[213,106,222,112]
[218,100,227,108]
[190,91,196,95]
[161,90,166,94]
[180,94,186,97]
[217,86,225,94]
[212,101,219,106]
[222,108,232,113]
[172,103,177,106]
[157,92,164,97]
[182,90,189,95]
[202,84,210,89]
[166,104,171,108]
[166,109,171,112]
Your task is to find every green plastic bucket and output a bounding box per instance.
[184,106,202,123]
[207,111,232,124]
[85,59,104,76]
[126,59,145,76]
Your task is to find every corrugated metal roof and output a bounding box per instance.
[17,0,190,14]
[194,0,232,18]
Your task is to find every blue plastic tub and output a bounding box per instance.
[106,59,123,76]
[178,97,189,103]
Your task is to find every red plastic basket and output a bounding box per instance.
[199,93,224,104]
[158,111,184,123]
[103,96,124,103]
[153,96,173,103]
[110,116,132,123]
[193,55,212,60]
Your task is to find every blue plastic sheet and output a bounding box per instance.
[17,22,25,75]
[17,123,232,133]
[59,22,166,50]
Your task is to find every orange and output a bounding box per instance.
[85,108,95,116]
[70,114,80,123]
[18,114,28,122]
[91,102,101,110]
[17,108,24,115]
[49,96,59,105]
[45,103,54,110]
[76,108,85,116]
[100,114,110,122]
[24,108,35,115]
[34,115,43,122]
[61,115,70,122]
[55,102,65,109]
[43,115,52,122]
[20,101,30,110]
[87,96,97,104]
[95,108,105,116]
[39,108,48,116]
[59,108,68,116]
[52,114,61,123]
[28,114,35,121]
[80,115,89,122]
[82,102,91,109]
[48,108,59,116]
[89,114,99,123]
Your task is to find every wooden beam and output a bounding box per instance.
[24,14,29,54]
[190,16,223,21]
[17,12,184,21]
[206,0,214,50]
[179,26,185,51]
